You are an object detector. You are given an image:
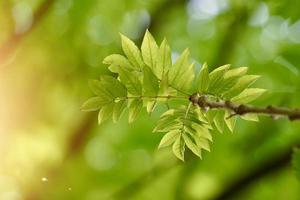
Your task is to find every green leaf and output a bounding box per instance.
[194,137,210,152]
[172,135,185,161]
[100,75,127,98]
[81,97,107,111]
[224,67,248,79]
[154,119,182,133]
[154,106,211,160]
[141,30,158,70]
[196,63,209,93]
[143,66,159,96]
[146,101,157,113]
[156,39,172,79]
[98,103,113,124]
[214,111,225,133]
[208,64,230,93]
[231,88,266,103]
[158,130,180,149]
[118,67,142,95]
[103,54,136,72]
[168,49,194,91]
[212,67,248,95]
[128,99,143,123]
[88,79,113,98]
[224,111,236,133]
[120,34,144,70]
[224,75,260,99]
[241,114,259,122]
[192,123,212,142]
[182,133,202,158]
[113,100,127,123]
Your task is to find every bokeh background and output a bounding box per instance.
[1,0,300,199]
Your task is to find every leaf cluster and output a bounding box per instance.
[82,31,266,161]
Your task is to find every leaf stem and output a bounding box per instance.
[122,95,188,100]
[189,93,300,121]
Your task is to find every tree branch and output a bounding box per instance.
[189,94,300,121]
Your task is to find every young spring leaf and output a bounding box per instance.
[98,103,113,124]
[120,34,144,71]
[208,64,230,94]
[83,30,268,161]
[196,63,209,93]
[156,39,172,79]
[117,67,142,95]
[231,88,266,104]
[213,111,225,133]
[141,30,158,70]
[81,97,106,111]
[168,49,195,91]
[224,111,236,133]
[212,67,248,96]
[100,75,127,98]
[158,130,180,149]
[128,99,143,123]
[103,54,135,73]
[224,75,260,99]
[172,135,185,161]
[143,66,159,96]
[113,100,127,123]
[182,133,202,158]
[241,114,259,122]
[155,106,211,159]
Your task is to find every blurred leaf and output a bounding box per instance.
[98,103,113,124]
[81,97,107,111]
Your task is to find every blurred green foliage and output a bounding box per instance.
[1,0,300,199]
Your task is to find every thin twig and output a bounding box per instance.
[189,94,300,121]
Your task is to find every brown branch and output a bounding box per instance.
[189,94,300,121]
